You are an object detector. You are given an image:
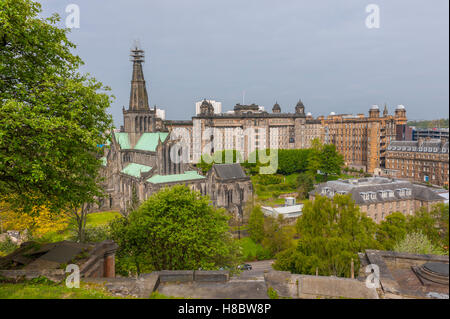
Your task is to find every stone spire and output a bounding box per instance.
[129,46,150,111]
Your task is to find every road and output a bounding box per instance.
[232,260,275,280]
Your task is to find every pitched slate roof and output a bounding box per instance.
[213,164,247,180]
[388,140,449,154]
[146,171,205,184]
[134,132,169,152]
[311,177,444,205]
[121,163,152,178]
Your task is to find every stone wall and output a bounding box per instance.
[264,270,379,299]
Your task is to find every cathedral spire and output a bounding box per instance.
[129,45,150,111]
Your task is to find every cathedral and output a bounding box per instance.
[100,47,253,215]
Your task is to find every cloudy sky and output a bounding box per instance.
[40,0,449,127]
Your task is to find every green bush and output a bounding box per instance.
[258,174,283,186]
[0,237,18,256]
[83,225,111,243]
[267,287,279,299]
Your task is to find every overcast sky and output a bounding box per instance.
[40,0,449,127]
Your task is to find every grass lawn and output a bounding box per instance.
[238,237,272,261]
[35,211,122,244]
[0,282,129,299]
[86,211,122,227]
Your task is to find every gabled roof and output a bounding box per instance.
[213,164,247,180]
[146,171,205,184]
[121,163,153,178]
[134,132,169,152]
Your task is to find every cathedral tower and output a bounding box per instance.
[123,45,159,146]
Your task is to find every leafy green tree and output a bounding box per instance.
[376,212,408,250]
[296,172,314,200]
[406,208,441,248]
[262,215,295,255]
[274,195,379,277]
[262,215,294,256]
[307,138,323,177]
[319,144,344,181]
[394,232,446,255]
[110,185,238,275]
[248,206,265,243]
[430,203,449,251]
[0,0,113,215]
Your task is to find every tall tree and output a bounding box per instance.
[0,0,113,214]
[406,207,442,249]
[248,206,265,243]
[274,195,379,277]
[307,138,322,177]
[376,212,408,250]
[319,144,344,181]
[296,172,314,200]
[110,185,238,274]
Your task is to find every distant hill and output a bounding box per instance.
[408,118,449,129]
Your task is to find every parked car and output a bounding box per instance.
[238,264,252,270]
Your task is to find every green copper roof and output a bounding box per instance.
[121,163,153,178]
[146,171,205,184]
[115,132,131,149]
[134,132,169,152]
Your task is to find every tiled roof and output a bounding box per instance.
[134,132,169,152]
[213,164,247,180]
[121,163,152,178]
[146,171,205,184]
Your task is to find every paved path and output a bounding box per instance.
[232,260,275,280]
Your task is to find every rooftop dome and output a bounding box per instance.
[396,104,406,110]
[371,105,379,110]
[330,111,336,116]
[306,112,312,116]
[272,102,281,113]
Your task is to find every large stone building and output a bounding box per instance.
[166,101,408,174]
[101,48,252,214]
[186,100,323,163]
[310,177,446,223]
[320,104,407,174]
[384,139,449,187]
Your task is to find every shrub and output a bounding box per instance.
[267,287,279,299]
[393,232,446,255]
[0,237,18,256]
[258,174,283,186]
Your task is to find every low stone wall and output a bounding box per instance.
[82,270,229,298]
[379,250,449,269]
[265,270,379,299]
[159,270,194,283]
[194,270,229,282]
[0,269,66,282]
